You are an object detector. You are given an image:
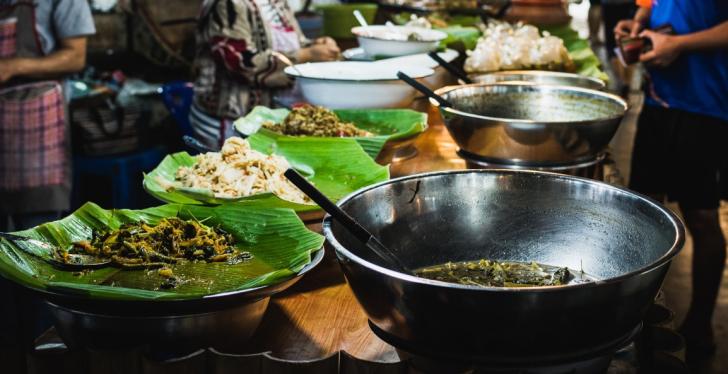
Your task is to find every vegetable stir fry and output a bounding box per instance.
[263,105,372,137]
[66,218,251,269]
[415,259,571,288]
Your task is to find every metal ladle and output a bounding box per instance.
[0,232,111,270]
[283,169,412,275]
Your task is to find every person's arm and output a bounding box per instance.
[0,37,87,83]
[640,20,728,66]
[204,0,338,89]
[672,21,728,51]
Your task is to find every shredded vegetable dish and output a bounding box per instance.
[174,137,311,204]
[66,218,251,288]
[262,105,372,138]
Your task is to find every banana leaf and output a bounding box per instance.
[234,106,428,159]
[436,25,481,50]
[0,202,324,301]
[143,134,389,210]
[542,25,609,82]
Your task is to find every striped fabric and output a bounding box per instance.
[189,103,234,150]
[0,82,67,190]
[0,17,17,57]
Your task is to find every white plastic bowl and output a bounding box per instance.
[285,62,434,109]
[352,25,448,58]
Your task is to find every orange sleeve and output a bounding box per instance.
[636,0,652,8]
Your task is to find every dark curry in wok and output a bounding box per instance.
[415,259,583,288]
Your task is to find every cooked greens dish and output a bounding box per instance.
[262,105,372,138]
[64,217,251,269]
[415,259,581,288]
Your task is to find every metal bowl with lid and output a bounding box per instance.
[323,170,684,365]
[432,82,628,166]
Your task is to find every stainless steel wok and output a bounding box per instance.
[432,83,628,166]
[323,170,684,364]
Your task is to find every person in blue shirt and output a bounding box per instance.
[615,0,728,359]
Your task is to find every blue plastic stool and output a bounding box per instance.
[161,81,194,137]
[72,146,166,209]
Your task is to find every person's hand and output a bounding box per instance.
[639,30,683,67]
[0,58,22,83]
[314,36,338,48]
[615,19,644,40]
[297,42,340,62]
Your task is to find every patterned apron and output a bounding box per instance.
[0,1,70,213]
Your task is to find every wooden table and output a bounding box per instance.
[241,106,464,363]
[17,106,636,374]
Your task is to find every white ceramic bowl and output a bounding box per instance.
[285,61,434,109]
[352,25,448,58]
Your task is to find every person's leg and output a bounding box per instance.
[588,0,603,45]
[678,206,726,351]
[669,112,728,357]
[7,212,61,348]
[629,105,673,196]
[0,212,20,347]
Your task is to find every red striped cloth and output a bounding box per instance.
[0,18,17,57]
[0,83,67,190]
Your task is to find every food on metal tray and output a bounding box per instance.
[263,105,372,138]
[174,137,311,203]
[415,259,579,287]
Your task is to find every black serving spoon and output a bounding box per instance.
[183,135,216,153]
[0,232,111,270]
[283,169,412,275]
[396,71,453,108]
[427,52,473,84]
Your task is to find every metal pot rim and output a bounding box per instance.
[431,82,628,125]
[469,70,607,89]
[323,169,685,293]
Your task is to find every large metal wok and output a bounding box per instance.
[323,170,684,364]
[432,83,628,166]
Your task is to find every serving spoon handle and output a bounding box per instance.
[427,51,472,84]
[397,71,452,108]
[283,169,412,274]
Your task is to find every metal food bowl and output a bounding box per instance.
[432,83,627,166]
[323,170,684,364]
[470,70,606,90]
[43,248,325,352]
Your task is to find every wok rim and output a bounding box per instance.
[431,82,628,125]
[469,70,607,90]
[323,169,685,293]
